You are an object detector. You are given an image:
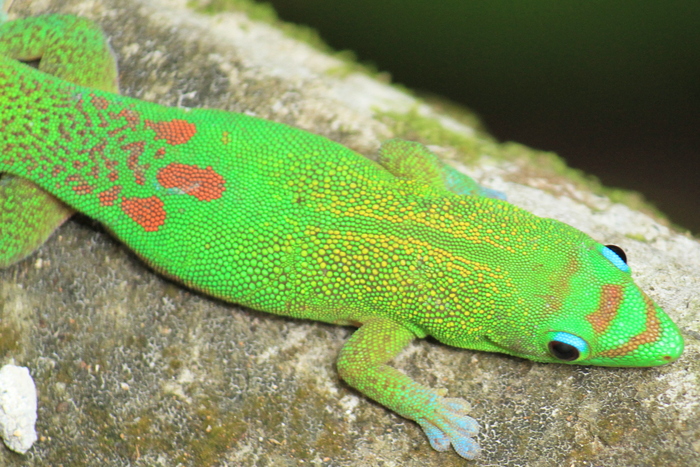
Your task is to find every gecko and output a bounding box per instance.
[0,14,684,460]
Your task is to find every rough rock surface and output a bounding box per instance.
[1,0,698,465]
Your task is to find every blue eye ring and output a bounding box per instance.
[602,245,630,273]
[547,332,589,362]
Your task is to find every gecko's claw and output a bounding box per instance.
[417,396,481,459]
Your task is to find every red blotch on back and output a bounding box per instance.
[121,196,166,232]
[72,184,94,195]
[51,165,67,177]
[156,163,225,201]
[145,119,197,145]
[65,174,94,195]
[107,108,141,136]
[90,94,109,110]
[98,186,122,207]
[122,141,148,185]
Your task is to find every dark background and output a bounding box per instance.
[265,0,700,234]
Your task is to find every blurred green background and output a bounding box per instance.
[266,0,700,233]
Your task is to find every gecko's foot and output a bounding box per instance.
[417,397,481,459]
[376,139,506,201]
[477,186,507,201]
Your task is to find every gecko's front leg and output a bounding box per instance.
[337,317,481,459]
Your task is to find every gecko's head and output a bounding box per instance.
[480,226,684,367]
[538,242,684,367]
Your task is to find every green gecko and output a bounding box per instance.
[0,14,684,460]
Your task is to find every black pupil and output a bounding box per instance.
[605,244,627,264]
[548,341,580,361]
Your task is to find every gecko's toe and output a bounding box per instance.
[442,397,480,436]
[452,436,481,460]
[419,421,451,452]
[418,396,481,459]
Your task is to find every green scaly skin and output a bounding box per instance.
[0,15,684,460]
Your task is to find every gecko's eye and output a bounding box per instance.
[546,332,589,362]
[602,245,629,272]
[549,341,579,361]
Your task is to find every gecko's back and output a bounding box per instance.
[1,55,403,305]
